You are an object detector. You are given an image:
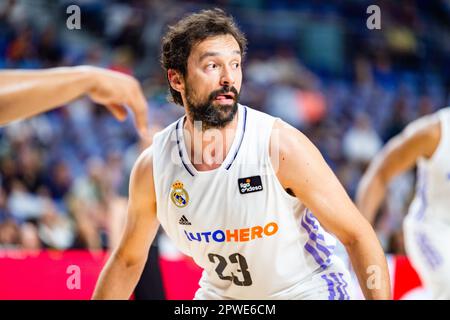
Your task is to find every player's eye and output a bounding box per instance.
[207,63,218,70]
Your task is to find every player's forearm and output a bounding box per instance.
[345,228,391,300]
[92,252,146,300]
[355,172,387,225]
[0,66,95,124]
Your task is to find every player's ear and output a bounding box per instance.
[167,69,185,93]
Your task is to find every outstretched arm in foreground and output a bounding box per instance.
[0,66,149,137]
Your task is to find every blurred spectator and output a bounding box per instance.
[38,200,75,249]
[0,218,20,249]
[20,221,42,250]
[36,25,63,67]
[0,187,10,222]
[7,180,47,222]
[342,113,383,165]
[44,161,72,203]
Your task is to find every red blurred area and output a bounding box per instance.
[0,251,425,300]
[0,250,108,300]
[0,250,202,300]
[392,255,423,300]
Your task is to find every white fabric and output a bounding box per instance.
[151,104,352,299]
[404,107,450,299]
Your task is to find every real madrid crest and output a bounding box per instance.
[170,180,189,208]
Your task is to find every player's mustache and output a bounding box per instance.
[209,86,239,101]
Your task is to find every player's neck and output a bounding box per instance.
[183,112,239,171]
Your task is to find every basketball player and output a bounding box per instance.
[93,9,390,300]
[356,107,450,299]
[0,66,149,137]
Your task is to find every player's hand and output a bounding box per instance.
[83,66,150,138]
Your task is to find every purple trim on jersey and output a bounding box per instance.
[304,211,319,230]
[411,151,443,271]
[175,119,195,177]
[225,106,247,170]
[339,273,350,300]
[301,220,331,257]
[305,243,329,269]
[322,273,350,300]
[415,232,443,270]
[300,220,325,241]
[302,211,324,236]
[321,274,336,300]
[414,166,428,221]
[300,211,333,269]
[315,242,333,257]
[330,272,350,300]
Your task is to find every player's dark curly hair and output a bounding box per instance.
[160,8,247,106]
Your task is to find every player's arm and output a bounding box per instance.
[355,114,441,224]
[92,147,159,299]
[272,119,391,300]
[0,66,149,137]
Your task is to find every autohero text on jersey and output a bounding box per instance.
[183,221,279,243]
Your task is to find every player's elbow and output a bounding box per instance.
[114,247,148,270]
[340,219,375,248]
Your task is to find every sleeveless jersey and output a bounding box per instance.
[403,107,450,298]
[152,104,339,299]
[408,107,450,225]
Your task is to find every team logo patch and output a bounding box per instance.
[170,180,189,208]
[238,176,263,194]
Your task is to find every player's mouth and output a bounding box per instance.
[214,93,235,105]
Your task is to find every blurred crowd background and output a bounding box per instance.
[0,0,449,254]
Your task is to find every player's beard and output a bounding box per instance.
[185,84,239,130]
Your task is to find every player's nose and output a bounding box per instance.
[220,66,235,87]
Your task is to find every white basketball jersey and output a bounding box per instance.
[152,104,340,299]
[408,107,450,225]
[403,107,450,298]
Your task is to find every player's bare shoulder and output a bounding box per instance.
[130,146,156,199]
[270,119,312,159]
[402,112,441,158]
[132,146,154,176]
[269,118,325,188]
[270,118,322,165]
